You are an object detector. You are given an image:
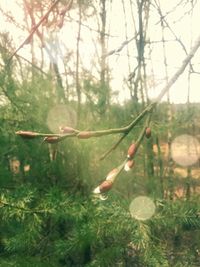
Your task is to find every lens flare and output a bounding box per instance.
[129,196,156,221]
[47,104,77,133]
[171,134,200,167]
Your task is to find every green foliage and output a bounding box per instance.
[0,25,200,267]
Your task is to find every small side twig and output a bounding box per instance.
[104,36,137,58]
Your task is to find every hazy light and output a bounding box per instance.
[171,134,200,167]
[47,104,77,133]
[129,196,156,221]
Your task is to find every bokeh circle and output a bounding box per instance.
[47,104,77,133]
[129,196,156,221]
[171,134,200,167]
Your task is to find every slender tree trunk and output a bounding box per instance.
[185,2,194,199]
[146,137,154,178]
[122,0,134,99]
[134,0,144,103]
[53,62,65,101]
[23,0,36,79]
[160,10,174,200]
[76,1,82,125]
[155,136,164,198]
[98,0,108,115]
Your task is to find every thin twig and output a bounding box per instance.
[99,133,127,160]
[8,0,61,62]
[155,34,200,102]
[153,0,194,72]
[99,102,155,159]
[100,33,200,159]
[104,36,136,58]
[0,43,48,76]
[15,34,200,161]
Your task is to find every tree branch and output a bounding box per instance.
[8,0,61,62]
[16,34,200,162]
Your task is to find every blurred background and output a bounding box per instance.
[0,0,200,266]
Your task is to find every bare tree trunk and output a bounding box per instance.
[160,8,174,200]
[23,0,36,79]
[136,0,154,179]
[122,0,134,99]
[98,0,108,115]
[155,136,164,198]
[76,1,82,125]
[185,1,194,200]
[134,0,145,103]
[186,68,192,199]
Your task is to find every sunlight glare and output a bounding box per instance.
[129,196,156,221]
[171,134,200,167]
[46,104,77,133]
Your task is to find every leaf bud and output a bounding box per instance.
[145,127,151,138]
[77,131,93,139]
[127,143,137,159]
[43,136,61,143]
[106,168,118,182]
[59,126,76,134]
[124,160,135,172]
[15,131,39,139]
[93,180,113,194]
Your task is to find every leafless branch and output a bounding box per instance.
[8,0,62,62]
[153,0,194,72]
[104,36,136,58]
[155,34,200,102]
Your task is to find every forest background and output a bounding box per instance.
[0,0,200,266]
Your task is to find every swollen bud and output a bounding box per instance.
[77,131,93,139]
[43,136,61,144]
[127,143,137,159]
[16,131,39,139]
[59,126,76,134]
[124,160,135,172]
[106,168,118,182]
[93,180,113,194]
[145,127,151,139]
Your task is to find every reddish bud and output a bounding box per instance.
[145,127,151,138]
[93,180,113,194]
[99,180,113,193]
[124,160,135,172]
[16,131,38,139]
[106,168,118,182]
[93,168,118,194]
[44,136,61,144]
[59,126,76,134]
[127,143,137,159]
[77,131,93,139]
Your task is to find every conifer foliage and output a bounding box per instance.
[0,1,200,266]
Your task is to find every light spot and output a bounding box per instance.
[171,135,200,167]
[24,165,30,172]
[47,104,77,133]
[129,196,156,221]
[93,193,108,201]
[99,194,108,201]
